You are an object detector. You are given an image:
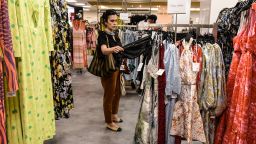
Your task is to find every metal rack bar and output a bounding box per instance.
[117,24,214,40]
[117,25,138,28]
[118,24,214,28]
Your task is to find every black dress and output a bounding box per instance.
[216,2,243,78]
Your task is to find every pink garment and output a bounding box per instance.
[73,26,87,69]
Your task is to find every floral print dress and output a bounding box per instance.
[134,34,160,144]
[215,4,256,144]
[50,0,74,119]
[170,40,206,143]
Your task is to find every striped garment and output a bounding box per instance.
[0,74,6,144]
[0,0,19,143]
[0,0,18,92]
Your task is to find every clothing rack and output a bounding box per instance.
[117,24,215,41]
[117,25,138,28]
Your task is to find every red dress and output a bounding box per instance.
[215,4,256,144]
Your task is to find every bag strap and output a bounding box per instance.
[105,35,110,48]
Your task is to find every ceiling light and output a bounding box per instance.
[83,5,91,8]
[127,8,158,11]
[75,3,85,6]
[100,7,122,10]
[66,0,77,2]
[83,8,90,11]
[112,7,122,10]
[190,8,200,11]
[100,5,107,9]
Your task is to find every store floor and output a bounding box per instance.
[45,70,141,144]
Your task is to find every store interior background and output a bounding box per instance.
[45,0,239,144]
[67,0,238,30]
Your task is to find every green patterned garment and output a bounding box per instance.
[6,0,55,144]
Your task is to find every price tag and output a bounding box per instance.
[120,65,125,70]
[156,69,165,76]
[7,92,16,97]
[192,63,200,72]
[137,63,144,72]
[120,13,130,21]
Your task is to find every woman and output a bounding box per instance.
[97,9,124,132]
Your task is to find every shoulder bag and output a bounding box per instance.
[88,36,117,77]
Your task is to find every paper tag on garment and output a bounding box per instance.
[7,92,16,97]
[120,65,125,70]
[137,63,144,72]
[192,63,200,72]
[156,69,165,76]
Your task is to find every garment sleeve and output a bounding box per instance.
[198,52,206,110]
[164,41,171,95]
[214,44,227,116]
[97,32,108,47]
[44,0,54,52]
[97,32,108,55]
[172,44,181,95]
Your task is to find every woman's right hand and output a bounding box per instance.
[112,46,124,53]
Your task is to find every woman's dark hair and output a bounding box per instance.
[101,9,118,24]
[147,15,157,23]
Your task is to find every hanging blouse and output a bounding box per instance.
[198,43,227,144]
[163,41,181,96]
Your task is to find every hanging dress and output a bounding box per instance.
[215,4,256,144]
[73,20,87,69]
[50,0,74,119]
[170,40,206,143]
[164,41,181,144]
[134,35,159,144]
[0,0,18,143]
[6,0,56,143]
[158,43,166,144]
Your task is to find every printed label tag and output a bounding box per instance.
[120,65,125,70]
[137,63,144,72]
[156,69,165,76]
[192,63,200,72]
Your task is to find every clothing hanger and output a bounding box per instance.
[238,0,255,13]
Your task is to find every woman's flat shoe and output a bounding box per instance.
[113,118,123,123]
[106,126,122,132]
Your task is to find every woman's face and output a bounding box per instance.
[105,15,118,31]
